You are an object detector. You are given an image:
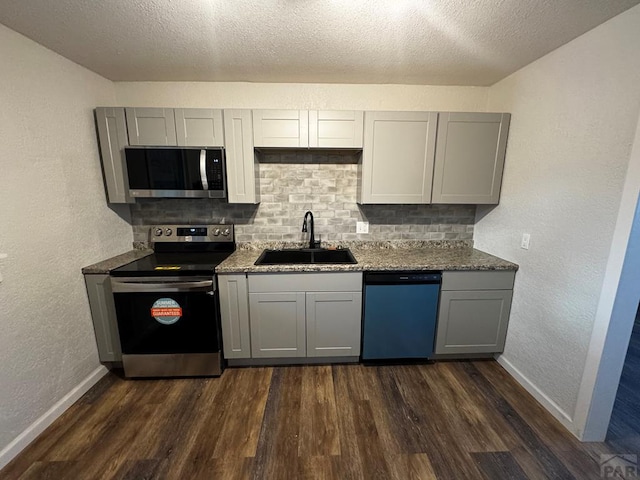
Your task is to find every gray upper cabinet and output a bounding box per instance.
[125,107,177,146]
[309,110,364,148]
[359,111,438,204]
[175,108,224,147]
[253,110,364,149]
[84,274,122,362]
[95,107,133,204]
[432,112,510,204]
[253,109,309,148]
[435,270,515,355]
[223,109,259,204]
[218,274,252,359]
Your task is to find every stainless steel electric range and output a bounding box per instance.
[110,224,234,378]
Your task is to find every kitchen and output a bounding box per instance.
[1,1,640,478]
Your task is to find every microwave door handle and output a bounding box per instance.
[200,149,209,190]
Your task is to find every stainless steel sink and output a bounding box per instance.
[254,248,357,265]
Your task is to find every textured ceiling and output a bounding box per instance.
[0,0,638,86]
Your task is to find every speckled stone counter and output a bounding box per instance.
[216,246,518,273]
[82,249,153,274]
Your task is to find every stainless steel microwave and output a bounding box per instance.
[124,147,226,199]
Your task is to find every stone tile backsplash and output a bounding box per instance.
[130,163,475,244]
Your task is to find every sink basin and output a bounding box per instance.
[255,248,357,265]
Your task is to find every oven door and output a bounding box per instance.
[111,276,220,356]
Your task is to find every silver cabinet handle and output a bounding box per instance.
[200,149,208,190]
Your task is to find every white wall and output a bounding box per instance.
[0,25,132,463]
[114,82,488,111]
[474,5,640,432]
[576,106,640,440]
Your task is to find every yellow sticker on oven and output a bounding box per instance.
[154,266,181,270]
[151,298,182,325]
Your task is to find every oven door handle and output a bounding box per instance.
[111,279,214,293]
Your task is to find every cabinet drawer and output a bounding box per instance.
[442,270,515,291]
[248,272,362,293]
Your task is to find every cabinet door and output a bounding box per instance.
[125,107,177,146]
[252,110,309,148]
[249,292,306,358]
[175,108,224,147]
[309,110,364,148]
[435,289,513,355]
[95,107,133,204]
[218,274,251,359]
[306,292,362,357]
[360,111,438,204]
[223,109,259,203]
[84,274,122,362]
[432,112,510,204]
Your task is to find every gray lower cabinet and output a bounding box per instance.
[246,272,363,360]
[249,292,307,358]
[431,112,510,204]
[218,274,252,359]
[84,274,122,362]
[435,270,515,355]
[306,292,362,357]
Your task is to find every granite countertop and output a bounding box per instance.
[82,242,518,275]
[82,249,153,274]
[216,245,518,273]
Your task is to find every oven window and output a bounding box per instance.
[114,290,220,354]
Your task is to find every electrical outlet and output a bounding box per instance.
[521,233,530,250]
[356,221,369,234]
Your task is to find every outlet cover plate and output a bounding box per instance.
[356,221,369,234]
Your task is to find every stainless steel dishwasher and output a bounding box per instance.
[362,271,441,361]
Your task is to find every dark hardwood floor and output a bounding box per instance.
[1,360,622,479]
[606,303,640,453]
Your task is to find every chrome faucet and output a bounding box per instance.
[302,211,318,249]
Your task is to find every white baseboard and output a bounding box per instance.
[0,365,109,470]
[496,355,578,437]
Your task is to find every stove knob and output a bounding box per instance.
[154,228,163,237]
[165,228,173,236]
[222,228,231,236]
[213,228,221,236]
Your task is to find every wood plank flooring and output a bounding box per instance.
[1,360,623,479]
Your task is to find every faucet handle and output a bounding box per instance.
[315,234,322,248]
